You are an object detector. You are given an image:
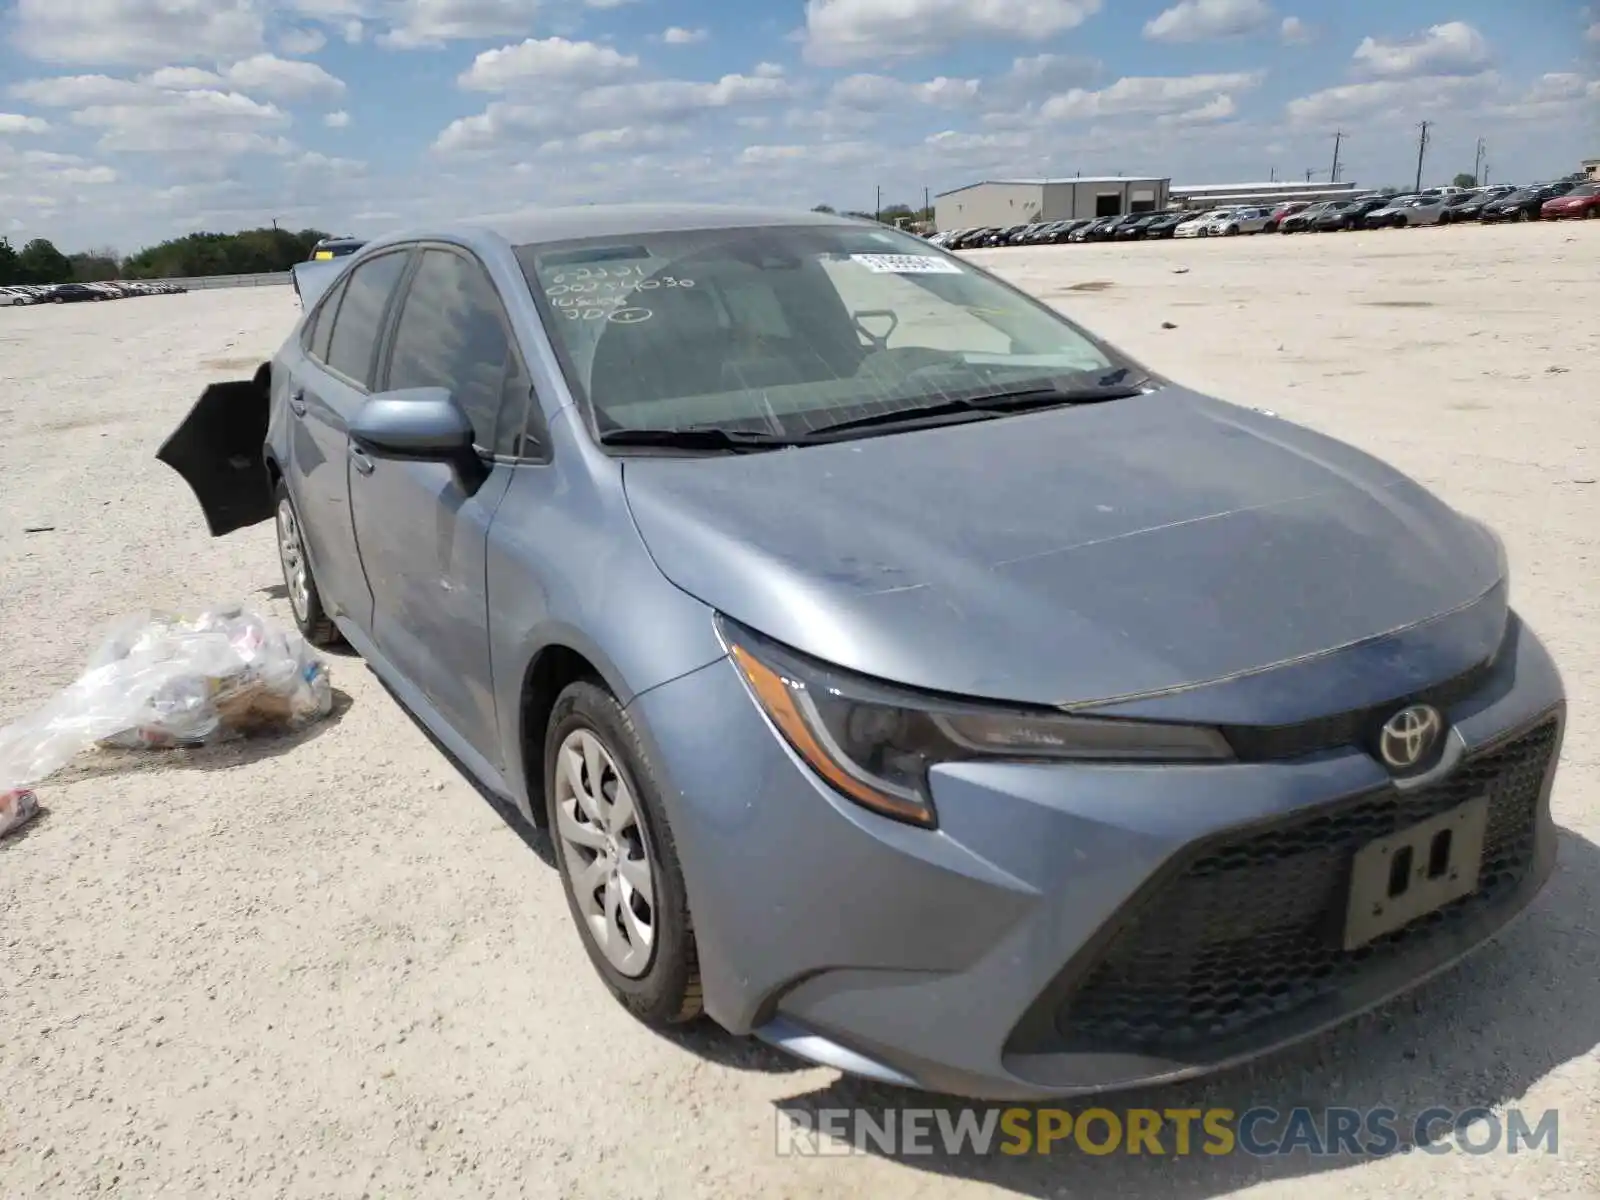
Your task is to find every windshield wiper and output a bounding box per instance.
[806,373,1151,437]
[598,427,807,452]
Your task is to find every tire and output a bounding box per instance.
[274,478,339,646]
[1225,225,1240,236]
[1438,212,1451,226]
[52,296,64,303]
[545,680,703,1027]
[1586,207,1598,220]
[1517,208,1532,223]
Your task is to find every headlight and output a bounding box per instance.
[717,617,1234,829]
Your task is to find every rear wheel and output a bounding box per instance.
[546,681,703,1027]
[274,479,339,646]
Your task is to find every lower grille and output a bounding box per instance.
[1052,718,1558,1057]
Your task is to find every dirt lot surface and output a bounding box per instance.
[2,223,1596,1199]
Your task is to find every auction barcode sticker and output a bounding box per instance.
[849,254,964,274]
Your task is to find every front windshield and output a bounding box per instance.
[514,223,1130,437]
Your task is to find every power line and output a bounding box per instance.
[1414,121,1431,193]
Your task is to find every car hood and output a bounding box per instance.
[619,387,1506,708]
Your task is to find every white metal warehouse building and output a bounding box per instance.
[933,176,1170,231]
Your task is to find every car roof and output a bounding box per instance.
[369,203,865,253]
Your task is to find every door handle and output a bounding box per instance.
[288,389,307,417]
[349,444,375,475]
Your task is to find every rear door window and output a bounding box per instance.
[325,250,411,389]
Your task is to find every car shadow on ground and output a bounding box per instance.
[367,667,811,1076]
[365,667,557,869]
[44,687,354,783]
[770,825,1600,1196]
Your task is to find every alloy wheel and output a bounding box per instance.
[276,498,311,623]
[554,729,657,978]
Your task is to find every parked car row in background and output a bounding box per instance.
[0,279,189,306]
[930,178,1600,251]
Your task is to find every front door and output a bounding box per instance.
[288,247,412,628]
[348,245,538,765]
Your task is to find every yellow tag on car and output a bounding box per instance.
[313,251,334,260]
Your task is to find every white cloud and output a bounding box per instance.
[141,66,226,90]
[539,125,686,154]
[661,26,708,45]
[324,109,351,127]
[1143,0,1274,44]
[222,53,346,101]
[12,74,159,106]
[12,71,298,160]
[1040,71,1265,120]
[0,113,52,134]
[458,37,640,92]
[1155,93,1237,125]
[739,141,880,167]
[802,0,1102,66]
[376,0,541,49]
[1285,73,1491,126]
[1481,72,1600,121]
[1280,15,1313,44]
[829,73,982,110]
[1352,22,1491,80]
[1003,53,1101,92]
[1586,21,1599,42]
[278,26,328,54]
[292,150,366,172]
[9,0,265,66]
[436,69,795,152]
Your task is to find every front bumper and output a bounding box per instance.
[626,614,1565,1100]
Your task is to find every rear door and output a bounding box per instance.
[288,246,413,632]
[347,244,542,764]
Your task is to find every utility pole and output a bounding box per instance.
[1330,130,1344,183]
[923,185,930,219]
[874,185,880,224]
[1414,121,1431,192]
[1269,166,1277,182]
[1305,167,1315,182]
[1473,137,1486,186]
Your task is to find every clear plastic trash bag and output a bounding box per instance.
[0,604,333,793]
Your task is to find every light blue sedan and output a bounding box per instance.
[161,204,1566,1099]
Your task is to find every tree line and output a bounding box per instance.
[0,226,331,286]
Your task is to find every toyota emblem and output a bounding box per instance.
[1378,704,1444,772]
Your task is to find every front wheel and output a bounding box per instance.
[546,681,703,1027]
[1585,207,1599,220]
[1518,208,1533,223]
[1438,212,1451,225]
[274,479,339,645]
[1225,225,1240,236]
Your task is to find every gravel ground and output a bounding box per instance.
[1,221,1595,1199]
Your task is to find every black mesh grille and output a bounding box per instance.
[1052,719,1557,1056]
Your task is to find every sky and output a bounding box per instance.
[0,0,1596,253]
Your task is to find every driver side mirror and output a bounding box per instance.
[349,387,487,488]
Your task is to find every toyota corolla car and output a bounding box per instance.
[160,204,1566,1100]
